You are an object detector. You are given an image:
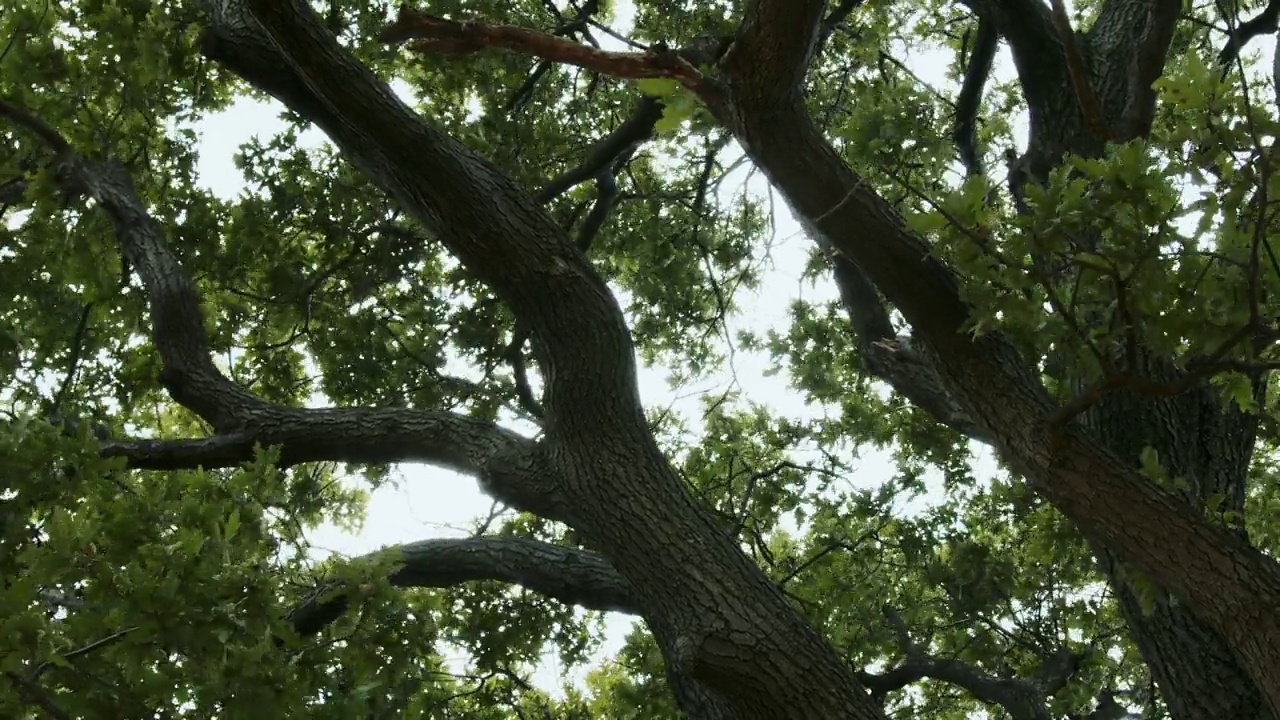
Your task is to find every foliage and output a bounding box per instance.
[4,0,1280,718]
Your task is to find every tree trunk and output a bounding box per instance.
[1082,376,1268,720]
[715,1,1280,715]
[1008,7,1273,717]
[185,1,1280,716]
[200,4,888,717]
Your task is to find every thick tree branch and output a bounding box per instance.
[101,408,530,472]
[817,0,868,52]
[1219,0,1280,66]
[0,97,566,521]
[505,165,624,419]
[1125,1,1179,139]
[721,0,824,105]
[860,335,994,444]
[514,131,634,419]
[204,1,650,440]
[0,99,263,431]
[715,3,1280,710]
[1048,0,1114,141]
[1086,0,1179,140]
[862,656,1050,720]
[202,6,884,716]
[4,671,72,720]
[288,537,638,637]
[953,17,998,178]
[1079,692,1131,720]
[575,170,620,250]
[960,0,1058,50]
[860,608,1079,720]
[537,97,662,203]
[504,337,545,419]
[749,107,1280,714]
[726,3,993,443]
[799,214,993,443]
[380,6,711,92]
[0,175,28,206]
[957,0,1066,114]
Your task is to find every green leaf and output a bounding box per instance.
[635,78,681,98]
[224,509,241,541]
[1138,446,1165,483]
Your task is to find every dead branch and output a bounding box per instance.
[380,5,711,93]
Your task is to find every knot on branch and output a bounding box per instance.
[673,631,747,687]
[477,439,568,521]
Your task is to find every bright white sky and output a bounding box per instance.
[185,0,1278,704]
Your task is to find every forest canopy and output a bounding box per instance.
[4,0,1280,719]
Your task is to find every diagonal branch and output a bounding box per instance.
[799,214,992,443]
[3,671,73,720]
[1088,0,1180,140]
[817,0,868,52]
[0,99,263,431]
[1219,0,1280,66]
[536,97,663,203]
[716,1,1280,707]
[1127,1,1180,138]
[860,657,1049,720]
[957,0,1065,114]
[953,16,998,178]
[287,537,638,637]
[1048,0,1114,141]
[0,97,564,520]
[204,1,648,437]
[380,6,711,91]
[860,608,1075,720]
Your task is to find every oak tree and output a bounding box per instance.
[4,0,1280,718]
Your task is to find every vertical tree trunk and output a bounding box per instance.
[1010,8,1273,715]
[1081,371,1268,719]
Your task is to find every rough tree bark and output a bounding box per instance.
[909,3,1272,718]
[781,0,1277,717]
[712,1,1280,718]
[203,1,1280,713]
[10,0,1280,717]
